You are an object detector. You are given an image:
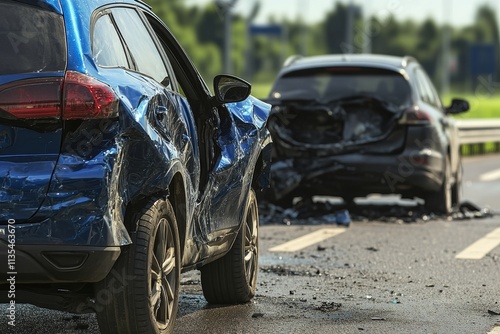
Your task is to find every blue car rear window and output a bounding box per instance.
[0,1,66,75]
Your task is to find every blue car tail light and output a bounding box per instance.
[63,71,119,120]
[0,71,118,121]
[0,78,63,119]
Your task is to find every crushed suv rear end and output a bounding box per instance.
[267,62,448,205]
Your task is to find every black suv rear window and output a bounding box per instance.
[271,67,411,107]
[0,1,66,75]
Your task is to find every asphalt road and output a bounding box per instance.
[2,154,500,334]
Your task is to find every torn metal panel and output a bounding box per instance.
[0,128,62,221]
[188,96,271,262]
[269,97,405,157]
[4,75,202,247]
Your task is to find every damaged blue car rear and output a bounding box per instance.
[0,0,271,332]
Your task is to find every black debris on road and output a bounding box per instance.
[259,198,496,225]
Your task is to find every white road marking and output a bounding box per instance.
[479,168,500,182]
[455,228,500,260]
[488,325,500,334]
[269,228,346,252]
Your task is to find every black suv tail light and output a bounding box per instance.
[63,71,118,120]
[0,78,63,119]
[399,107,432,125]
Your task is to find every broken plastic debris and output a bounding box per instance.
[336,209,351,226]
[259,198,496,226]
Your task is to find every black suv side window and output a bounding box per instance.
[111,7,170,87]
[92,14,129,68]
[419,69,442,109]
[415,68,441,109]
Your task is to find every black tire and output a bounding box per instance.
[95,198,181,334]
[425,157,452,214]
[201,188,259,304]
[451,157,463,207]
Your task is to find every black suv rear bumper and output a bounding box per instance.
[270,147,444,200]
[0,240,120,283]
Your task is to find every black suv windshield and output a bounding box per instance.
[270,67,412,107]
[0,2,66,75]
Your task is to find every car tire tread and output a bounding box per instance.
[96,198,180,334]
[201,189,258,304]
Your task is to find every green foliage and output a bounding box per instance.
[444,94,500,119]
[143,0,499,101]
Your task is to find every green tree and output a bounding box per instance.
[415,18,440,79]
[322,3,363,54]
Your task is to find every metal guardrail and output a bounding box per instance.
[457,119,500,154]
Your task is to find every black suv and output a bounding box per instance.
[266,54,469,213]
[0,0,271,333]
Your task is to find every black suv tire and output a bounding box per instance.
[425,157,452,214]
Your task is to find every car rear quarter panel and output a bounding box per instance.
[7,0,195,247]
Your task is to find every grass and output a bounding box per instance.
[443,94,500,119]
[251,82,273,100]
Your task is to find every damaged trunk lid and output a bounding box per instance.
[268,67,411,157]
[0,1,66,221]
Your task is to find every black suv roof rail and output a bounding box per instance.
[401,56,417,67]
[283,55,303,68]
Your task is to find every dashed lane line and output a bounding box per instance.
[455,227,500,260]
[488,325,500,334]
[479,168,500,182]
[268,228,347,252]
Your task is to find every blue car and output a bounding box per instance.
[0,0,271,332]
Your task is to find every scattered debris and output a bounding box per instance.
[259,198,496,226]
[180,279,200,286]
[252,312,265,318]
[366,246,379,252]
[455,201,493,220]
[316,301,342,312]
[260,265,327,277]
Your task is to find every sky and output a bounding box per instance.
[185,0,500,27]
